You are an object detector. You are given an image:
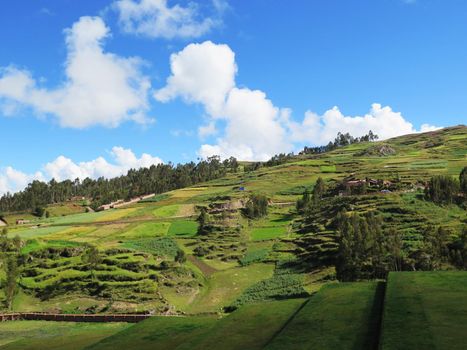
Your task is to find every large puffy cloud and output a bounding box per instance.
[0,16,151,128]
[156,41,441,160]
[0,147,162,195]
[198,88,292,160]
[156,41,292,160]
[155,41,236,116]
[113,0,227,39]
[288,103,441,145]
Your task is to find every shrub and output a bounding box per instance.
[244,194,268,219]
[239,249,270,266]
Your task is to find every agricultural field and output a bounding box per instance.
[0,126,466,348]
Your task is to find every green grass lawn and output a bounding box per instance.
[85,316,217,350]
[118,221,170,238]
[188,299,306,350]
[86,299,305,350]
[0,321,129,350]
[250,226,288,241]
[265,282,384,350]
[153,204,181,218]
[9,225,68,239]
[123,237,180,258]
[187,263,275,313]
[380,271,467,350]
[168,220,198,237]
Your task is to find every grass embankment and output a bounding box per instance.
[0,321,129,350]
[265,282,384,350]
[86,299,305,350]
[380,271,467,350]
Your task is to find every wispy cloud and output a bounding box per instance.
[112,0,228,39]
[39,7,54,16]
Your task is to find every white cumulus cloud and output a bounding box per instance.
[287,103,441,145]
[0,16,151,128]
[199,88,291,160]
[156,41,441,160]
[155,41,236,116]
[113,0,227,39]
[0,147,163,195]
[155,41,292,161]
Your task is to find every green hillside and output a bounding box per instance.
[0,126,466,349]
[381,272,467,350]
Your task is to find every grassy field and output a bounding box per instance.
[0,321,129,350]
[118,221,170,238]
[153,204,181,218]
[186,299,306,350]
[250,226,288,241]
[187,263,275,313]
[168,220,198,237]
[85,316,218,350]
[380,271,467,350]
[265,282,384,350]
[87,299,305,350]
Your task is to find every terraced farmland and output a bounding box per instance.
[0,126,465,348]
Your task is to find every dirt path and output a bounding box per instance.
[187,255,218,277]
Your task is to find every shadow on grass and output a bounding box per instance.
[359,281,386,350]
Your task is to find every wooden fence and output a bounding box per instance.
[0,312,151,323]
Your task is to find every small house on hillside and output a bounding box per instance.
[0,218,7,227]
[16,219,30,225]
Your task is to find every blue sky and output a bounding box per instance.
[0,0,466,194]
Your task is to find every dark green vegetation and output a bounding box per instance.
[0,321,129,350]
[0,126,465,348]
[335,211,403,281]
[265,282,384,350]
[2,272,466,349]
[381,272,467,350]
[0,156,239,212]
[86,299,305,350]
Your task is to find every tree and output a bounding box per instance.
[0,156,237,213]
[0,228,8,252]
[175,249,186,264]
[82,245,101,278]
[4,255,19,310]
[244,194,268,219]
[385,228,403,272]
[335,211,403,281]
[425,175,460,204]
[312,177,326,205]
[12,235,22,251]
[422,226,449,269]
[296,189,312,213]
[448,225,467,268]
[33,206,45,218]
[460,166,467,196]
[196,207,211,235]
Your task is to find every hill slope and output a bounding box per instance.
[1,125,465,314]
